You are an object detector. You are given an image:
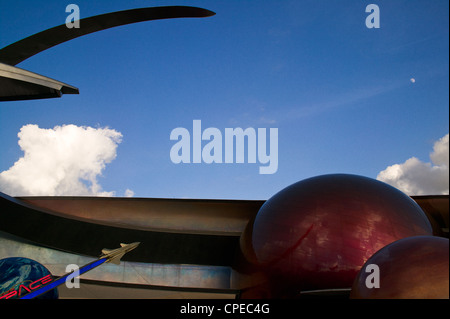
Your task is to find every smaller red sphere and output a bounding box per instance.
[350,236,449,299]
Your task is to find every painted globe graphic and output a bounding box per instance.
[0,257,58,299]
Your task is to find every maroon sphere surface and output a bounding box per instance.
[243,174,433,292]
[350,236,449,299]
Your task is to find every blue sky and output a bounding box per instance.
[0,0,448,199]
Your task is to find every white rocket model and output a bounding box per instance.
[100,242,141,265]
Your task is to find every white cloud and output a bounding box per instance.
[377,133,449,195]
[0,124,126,197]
[124,189,135,197]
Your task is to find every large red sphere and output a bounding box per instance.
[350,236,449,299]
[242,174,433,294]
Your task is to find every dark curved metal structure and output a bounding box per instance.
[0,192,259,266]
[0,6,215,66]
[18,196,262,236]
[0,6,215,101]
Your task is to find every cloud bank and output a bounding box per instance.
[377,133,449,195]
[0,124,129,197]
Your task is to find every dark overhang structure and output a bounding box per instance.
[0,63,79,101]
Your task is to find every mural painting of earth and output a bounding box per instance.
[0,257,58,299]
